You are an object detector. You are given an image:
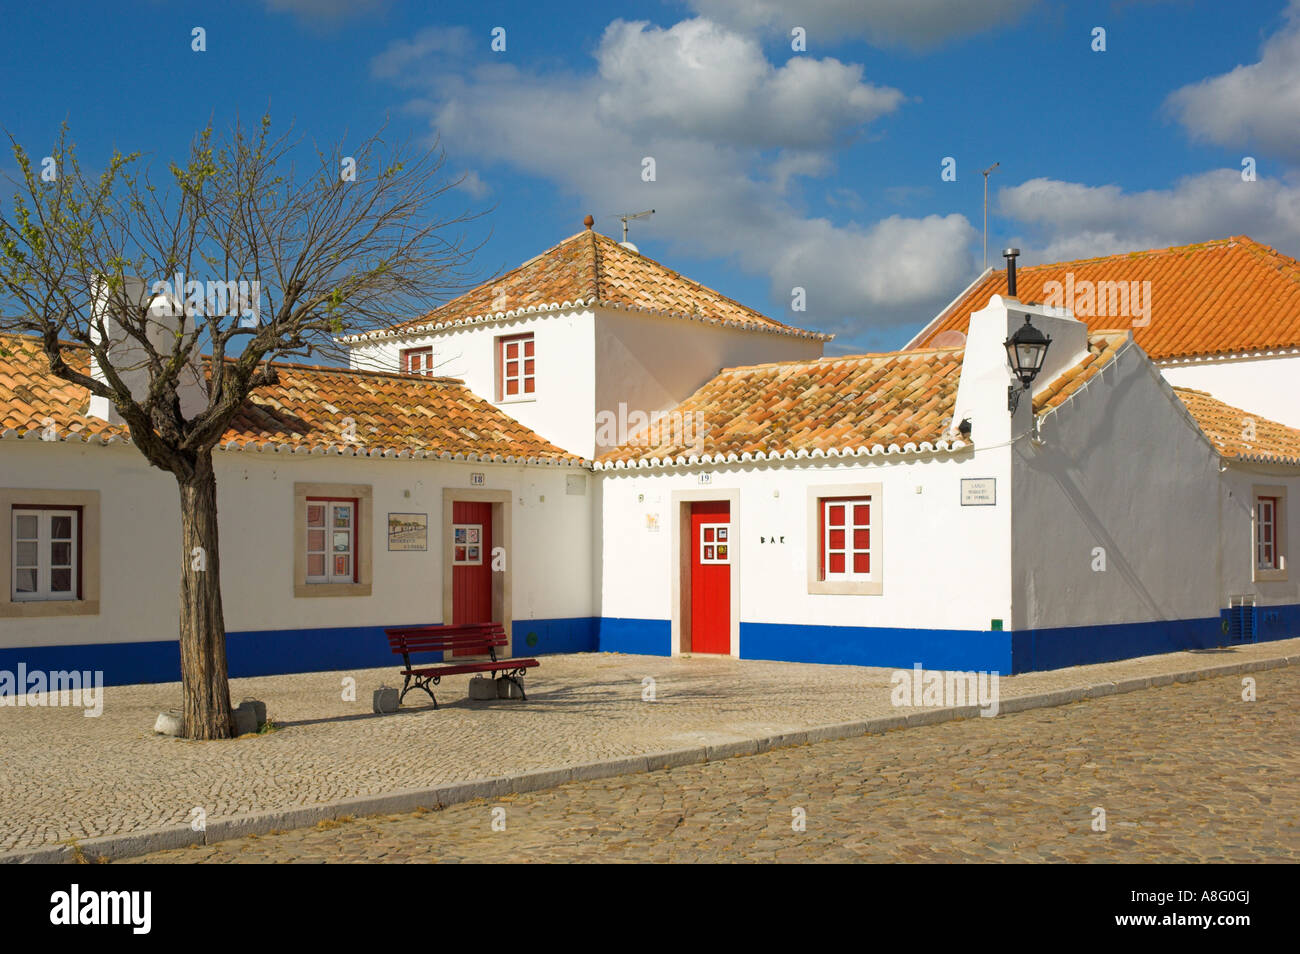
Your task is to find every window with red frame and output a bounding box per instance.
[498,333,535,399]
[305,498,358,584]
[819,497,871,580]
[1257,496,1280,570]
[401,346,434,376]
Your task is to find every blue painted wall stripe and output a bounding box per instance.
[596,617,671,657]
[740,622,1013,674]
[2,605,1294,686]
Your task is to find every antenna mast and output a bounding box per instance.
[981,163,999,270]
[616,208,655,242]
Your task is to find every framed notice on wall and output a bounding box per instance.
[387,513,428,551]
[960,478,997,506]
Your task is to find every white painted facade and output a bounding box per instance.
[594,295,1299,664]
[1158,353,1300,429]
[350,310,599,458]
[596,451,1014,644]
[4,279,1297,678]
[0,438,592,655]
[349,306,823,459]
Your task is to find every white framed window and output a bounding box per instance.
[11,507,79,602]
[1257,497,1278,569]
[402,346,434,376]
[305,498,357,584]
[497,333,535,400]
[699,523,730,563]
[293,483,372,598]
[1253,486,1287,582]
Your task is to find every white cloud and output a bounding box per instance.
[374,17,971,335]
[685,0,1039,50]
[370,26,472,79]
[593,19,903,149]
[997,170,1300,264]
[1166,2,1300,163]
[456,170,490,198]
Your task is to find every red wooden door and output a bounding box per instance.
[451,502,493,650]
[690,501,731,654]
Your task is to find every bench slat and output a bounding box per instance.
[402,658,539,678]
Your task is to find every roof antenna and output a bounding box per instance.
[614,209,655,248]
[981,162,999,270]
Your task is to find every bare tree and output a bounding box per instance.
[0,117,481,739]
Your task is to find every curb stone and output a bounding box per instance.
[1,652,1293,864]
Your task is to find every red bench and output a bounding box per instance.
[385,622,539,709]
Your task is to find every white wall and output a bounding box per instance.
[0,440,593,649]
[350,308,824,460]
[1012,344,1246,629]
[1220,463,1300,606]
[598,450,1014,651]
[1159,354,1300,429]
[349,311,598,457]
[592,308,824,455]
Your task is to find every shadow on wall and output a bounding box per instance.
[1017,355,1174,625]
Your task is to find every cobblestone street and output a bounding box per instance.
[10,640,1296,857]
[125,666,1300,863]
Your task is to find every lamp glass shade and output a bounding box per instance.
[1004,317,1052,387]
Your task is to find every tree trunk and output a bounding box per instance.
[176,451,233,740]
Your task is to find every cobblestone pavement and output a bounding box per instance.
[125,666,1300,863]
[3,639,1297,854]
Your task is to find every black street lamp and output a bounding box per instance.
[1005,314,1051,412]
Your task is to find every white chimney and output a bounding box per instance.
[88,277,208,424]
[952,294,1089,445]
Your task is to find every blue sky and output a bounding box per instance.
[3,0,1298,352]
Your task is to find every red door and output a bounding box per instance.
[451,502,493,653]
[690,501,731,654]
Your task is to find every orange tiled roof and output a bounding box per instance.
[1033,331,1132,413]
[1173,387,1300,466]
[598,346,968,466]
[599,332,1133,468]
[357,228,829,341]
[913,236,1300,360]
[0,333,580,463]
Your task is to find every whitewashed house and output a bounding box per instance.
[2,224,1297,684]
[909,236,1300,428]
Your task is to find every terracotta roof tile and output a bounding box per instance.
[600,332,1132,467]
[1173,386,1300,466]
[0,333,579,463]
[598,346,969,465]
[915,236,1300,360]
[362,229,829,342]
[1033,332,1130,413]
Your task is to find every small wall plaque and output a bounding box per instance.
[387,513,428,551]
[961,478,997,506]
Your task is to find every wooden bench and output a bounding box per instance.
[384,622,539,709]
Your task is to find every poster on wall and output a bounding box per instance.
[451,524,484,565]
[387,513,428,551]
